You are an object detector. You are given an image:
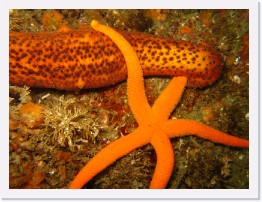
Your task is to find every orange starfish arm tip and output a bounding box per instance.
[150,131,174,188]
[69,128,151,188]
[91,20,152,126]
[152,76,187,124]
[163,119,249,148]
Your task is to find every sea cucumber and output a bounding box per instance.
[9,26,223,91]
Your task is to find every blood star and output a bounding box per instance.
[69,20,249,189]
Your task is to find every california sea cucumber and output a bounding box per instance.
[9,25,223,90]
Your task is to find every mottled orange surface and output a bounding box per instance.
[18,101,45,128]
[10,27,223,90]
[200,11,213,26]
[179,26,193,34]
[41,10,64,31]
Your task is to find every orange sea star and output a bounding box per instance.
[10,20,223,90]
[69,20,249,189]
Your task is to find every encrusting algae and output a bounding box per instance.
[9,9,249,189]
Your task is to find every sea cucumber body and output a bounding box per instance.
[9,27,223,90]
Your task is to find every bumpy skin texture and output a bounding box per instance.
[9,26,223,90]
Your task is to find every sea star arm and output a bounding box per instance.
[150,131,174,188]
[163,119,249,148]
[91,20,152,126]
[152,76,187,124]
[69,127,151,188]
